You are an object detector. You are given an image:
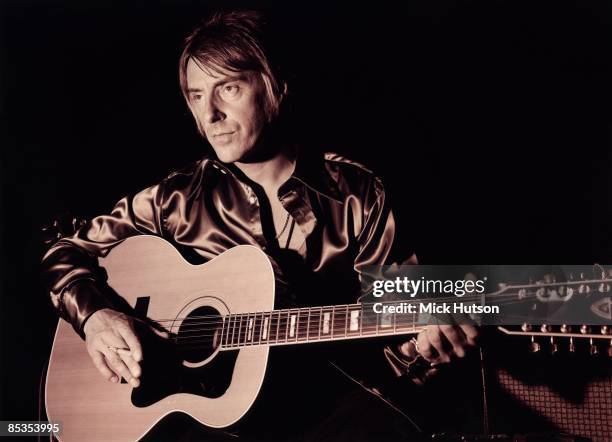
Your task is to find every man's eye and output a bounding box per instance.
[191,94,203,102]
[221,85,240,98]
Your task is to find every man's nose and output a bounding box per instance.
[202,95,225,124]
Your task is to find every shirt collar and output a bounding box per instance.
[202,150,343,204]
[288,149,343,203]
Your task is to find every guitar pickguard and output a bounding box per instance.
[131,339,239,407]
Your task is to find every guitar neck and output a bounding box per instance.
[218,303,424,349]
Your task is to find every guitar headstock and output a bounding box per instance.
[497,324,612,357]
[492,265,612,356]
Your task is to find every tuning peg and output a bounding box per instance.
[590,338,599,356]
[550,337,559,355]
[521,323,532,332]
[560,324,572,333]
[541,324,551,333]
[543,274,555,283]
[601,325,609,335]
[569,337,576,353]
[580,325,591,334]
[579,272,591,294]
[530,336,541,353]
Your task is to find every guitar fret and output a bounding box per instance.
[349,308,360,334]
[307,307,320,341]
[256,312,263,345]
[231,314,237,347]
[247,315,254,343]
[344,305,349,338]
[289,312,297,339]
[219,316,226,348]
[282,310,288,343]
[305,308,311,342]
[239,314,246,346]
[275,310,281,344]
[262,314,269,341]
[322,310,331,336]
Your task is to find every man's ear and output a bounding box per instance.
[280,81,288,101]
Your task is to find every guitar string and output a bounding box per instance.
[164,307,592,348]
[173,321,610,353]
[150,297,595,341]
[174,325,611,352]
[149,292,581,330]
[148,287,612,348]
[148,284,600,324]
[165,296,548,336]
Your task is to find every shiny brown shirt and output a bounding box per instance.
[41,151,417,380]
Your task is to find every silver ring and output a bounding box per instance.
[107,345,119,353]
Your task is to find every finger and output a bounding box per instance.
[398,341,418,359]
[423,367,440,381]
[459,324,479,346]
[416,330,438,362]
[117,349,142,380]
[439,324,467,358]
[99,333,141,380]
[426,325,452,363]
[91,351,119,383]
[102,347,140,388]
[116,322,143,362]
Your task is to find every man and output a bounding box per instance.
[42,10,478,440]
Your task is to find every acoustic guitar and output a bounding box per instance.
[45,235,612,441]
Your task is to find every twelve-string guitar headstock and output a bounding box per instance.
[492,266,612,357]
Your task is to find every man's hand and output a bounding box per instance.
[398,324,479,378]
[83,308,167,388]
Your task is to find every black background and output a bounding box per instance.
[1,0,611,425]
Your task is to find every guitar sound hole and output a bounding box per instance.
[177,306,222,363]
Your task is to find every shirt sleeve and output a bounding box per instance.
[41,182,166,338]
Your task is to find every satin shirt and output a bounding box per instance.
[41,151,416,381]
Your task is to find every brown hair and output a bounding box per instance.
[179,10,286,122]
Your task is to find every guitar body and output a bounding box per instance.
[46,236,275,442]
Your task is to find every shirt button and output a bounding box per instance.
[248,195,257,205]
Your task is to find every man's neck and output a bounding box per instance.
[234,149,296,194]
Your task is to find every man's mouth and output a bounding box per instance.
[211,131,235,145]
[213,131,235,138]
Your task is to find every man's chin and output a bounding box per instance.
[211,146,241,164]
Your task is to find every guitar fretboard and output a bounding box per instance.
[219,304,424,349]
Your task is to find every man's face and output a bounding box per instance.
[186,59,267,163]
